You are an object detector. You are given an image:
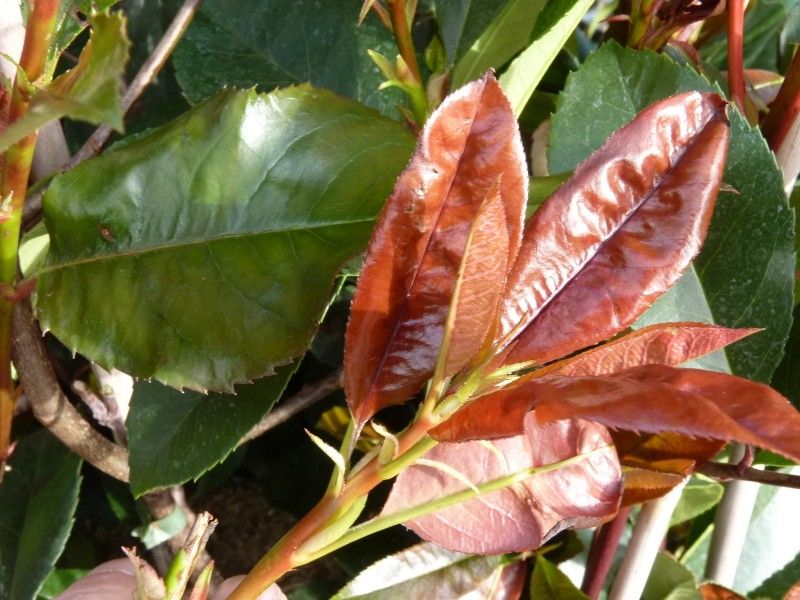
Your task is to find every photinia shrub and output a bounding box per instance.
[2,2,800,600]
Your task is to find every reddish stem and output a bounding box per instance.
[761,48,800,152]
[387,0,421,84]
[581,506,633,598]
[727,0,746,113]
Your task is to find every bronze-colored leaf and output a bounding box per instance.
[496,92,729,366]
[433,322,752,443]
[699,583,748,600]
[621,467,686,506]
[532,365,800,463]
[382,415,620,554]
[343,72,527,424]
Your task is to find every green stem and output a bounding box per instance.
[299,446,611,564]
[0,0,60,471]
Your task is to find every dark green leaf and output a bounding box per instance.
[700,0,798,72]
[127,364,297,496]
[643,552,700,600]
[529,556,588,600]
[0,430,82,600]
[773,305,800,409]
[435,0,508,65]
[172,0,401,116]
[0,12,129,152]
[548,42,795,382]
[35,87,414,391]
[751,551,800,598]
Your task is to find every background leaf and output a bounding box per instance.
[529,555,588,599]
[643,552,701,600]
[435,0,508,65]
[35,87,414,391]
[127,364,296,496]
[498,0,595,116]
[0,12,129,152]
[172,0,402,117]
[331,542,525,599]
[669,477,724,527]
[450,0,547,88]
[548,42,795,383]
[0,431,82,600]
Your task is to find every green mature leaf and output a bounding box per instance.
[669,478,724,527]
[751,551,800,598]
[548,42,795,382]
[643,553,701,600]
[498,0,594,116]
[435,0,508,65]
[701,0,797,72]
[0,431,82,600]
[0,12,129,152]
[35,87,414,391]
[127,364,296,496]
[332,542,522,599]
[529,556,588,600]
[172,0,401,117]
[773,305,800,409]
[450,0,547,86]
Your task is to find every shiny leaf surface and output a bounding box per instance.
[330,542,525,599]
[0,431,82,600]
[383,415,620,554]
[35,87,413,391]
[548,42,794,384]
[499,91,729,367]
[173,0,401,116]
[344,73,526,424]
[529,555,589,600]
[0,12,129,152]
[436,0,508,65]
[532,365,800,463]
[434,322,751,443]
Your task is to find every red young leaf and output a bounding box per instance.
[433,322,753,443]
[699,583,748,600]
[344,72,527,424]
[620,467,687,506]
[531,365,800,463]
[441,185,510,378]
[496,92,729,366]
[382,415,620,554]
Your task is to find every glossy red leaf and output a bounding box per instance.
[496,92,729,366]
[433,322,753,443]
[620,467,686,506]
[531,365,800,463]
[441,186,510,378]
[699,583,747,600]
[382,414,620,555]
[344,72,527,424]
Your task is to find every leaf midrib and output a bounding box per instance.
[35,216,375,276]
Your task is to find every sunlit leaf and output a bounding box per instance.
[643,552,701,600]
[384,415,620,554]
[0,12,129,152]
[35,87,413,391]
[529,555,588,600]
[331,542,525,599]
[344,73,526,424]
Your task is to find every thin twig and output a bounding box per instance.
[582,506,632,598]
[11,299,130,481]
[727,0,746,112]
[240,371,341,444]
[699,460,800,490]
[22,0,203,230]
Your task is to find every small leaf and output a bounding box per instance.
[331,541,525,599]
[498,0,595,116]
[0,430,82,600]
[669,477,724,526]
[383,415,620,554]
[532,365,800,463]
[344,72,527,425]
[123,549,166,600]
[127,365,297,496]
[643,552,700,600]
[698,583,747,599]
[529,555,589,600]
[36,87,413,391]
[0,12,129,152]
[498,91,729,367]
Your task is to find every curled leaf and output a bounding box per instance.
[382,415,620,554]
[497,91,730,366]
[344,72,527,424]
